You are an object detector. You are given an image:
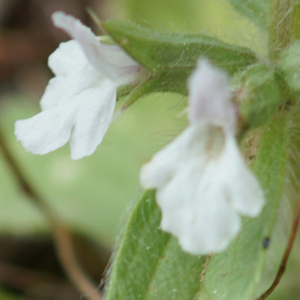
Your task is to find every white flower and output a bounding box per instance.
[140,60,264,255]
[15,11,143,160]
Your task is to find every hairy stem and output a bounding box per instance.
[292,0,300,39]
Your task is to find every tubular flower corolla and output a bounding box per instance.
[140,60,264,255]
[15,11,143,160]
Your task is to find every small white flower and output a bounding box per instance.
[15,11,143,160]
[140,60,264,255]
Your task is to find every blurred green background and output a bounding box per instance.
[0,0,298,299]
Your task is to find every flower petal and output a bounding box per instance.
[47,39,90,77]
[156,159,206,236]
[140,124,219,189]
[69,80,117,160]
[187,157,241,254]
[15,80,117,159]
[156,157,240,255]
[188,59,235,127]
[140,126,195,189]
[41,40,103,111]
[148,124,262,255]
[15,104,75,155]
[182,187,241,255]
[52,11,140,84]
[217,134,265,217]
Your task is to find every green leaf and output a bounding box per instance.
[227,0,269,28]
[105,107,300,299]
[105,191,206,299]
[102,20,258,95]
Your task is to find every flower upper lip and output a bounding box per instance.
[52,11,141,84]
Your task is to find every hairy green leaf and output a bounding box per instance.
[105,191,206,299]
[102,20,257,95]
[105,106,300,299]
[227,0,269,28]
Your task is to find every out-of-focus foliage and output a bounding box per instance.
[112,0,267,54]
[226,0,269,28]
[0,288,21,300]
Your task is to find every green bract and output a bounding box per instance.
[280,40,300,92]
[232,64,280,128]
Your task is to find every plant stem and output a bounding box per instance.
[256,196,300,300]
[268,0,293,62]
[292,0,300,39]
